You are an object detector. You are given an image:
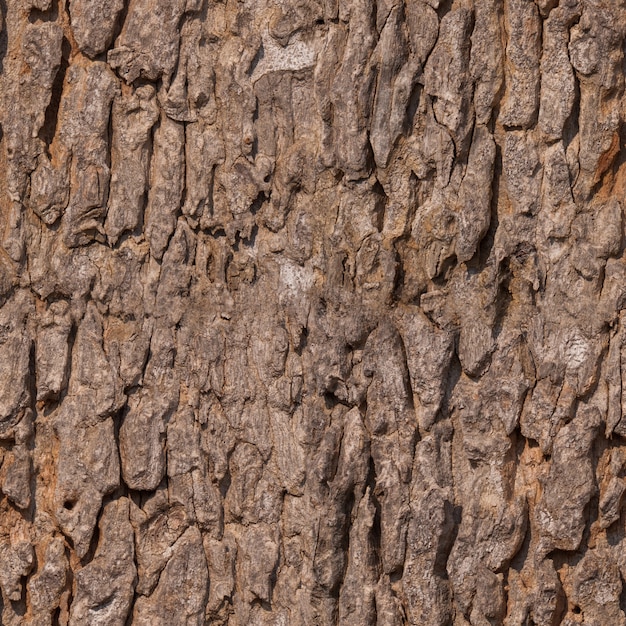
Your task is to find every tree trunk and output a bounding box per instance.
[1,0,626,624]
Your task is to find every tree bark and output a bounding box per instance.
[1,0,626,624]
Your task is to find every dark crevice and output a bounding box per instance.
[371,179,387,232]
[28,1,59,24]
[476,139,502,270]
[295,326,308,355]
[439,353,462,423]
[79,508,101,564]
[248,44,265,77]
[219,468,231,499]
[39,38,71,155]
[562,68,580,156]
[0,0,7,74]
[404,81,422,136]
[366,456,382,568]
[109,0,130,47]
[249,192,265,216]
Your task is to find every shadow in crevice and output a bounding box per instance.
[0,0,7,75]
[28,0,59,23]
[39,36,71,155]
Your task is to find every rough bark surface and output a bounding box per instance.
[1,0,626,624]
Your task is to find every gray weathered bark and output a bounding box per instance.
[1,0,626,624]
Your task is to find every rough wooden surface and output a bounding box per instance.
[1,0,626,624]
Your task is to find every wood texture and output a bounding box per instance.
[1,0,626,624]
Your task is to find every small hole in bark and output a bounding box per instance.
[572,606,581,614]
[63,499,76,511]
